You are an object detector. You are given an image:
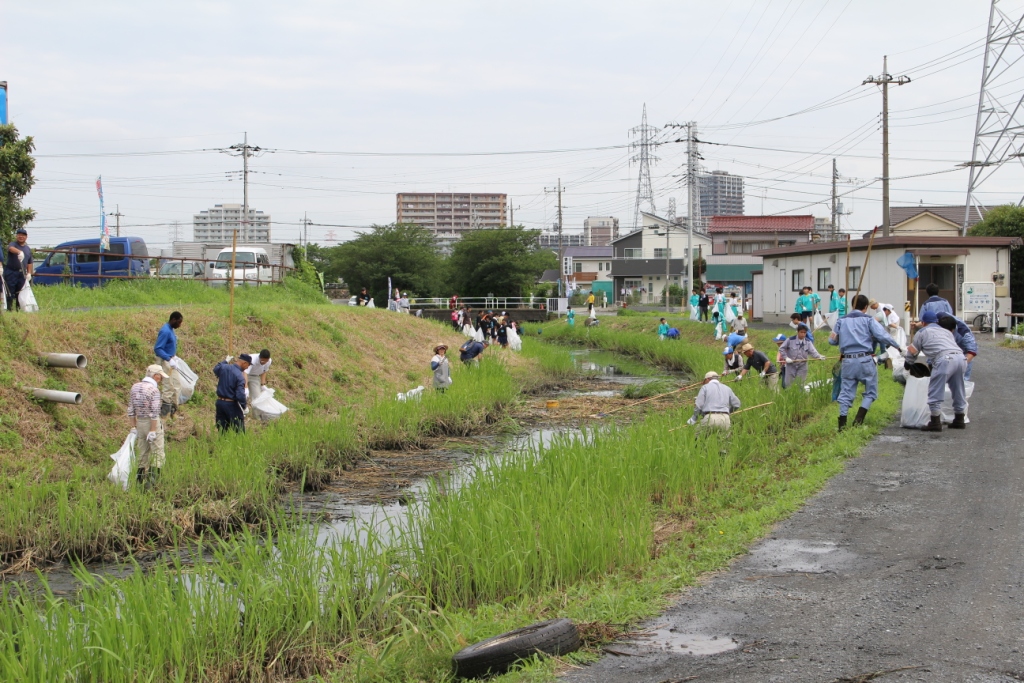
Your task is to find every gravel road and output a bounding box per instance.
[568,338,1024,682]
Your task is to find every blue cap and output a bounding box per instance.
[238,353,253,363]
[921,310,939,324]
[773,333,787,342]
[15,228,27,235]
[796,323,809,332]
[723,346,734,355]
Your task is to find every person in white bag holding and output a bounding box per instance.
[153,311,184,417]
[4,228,33,311]
[128,365,169,489]
[244,349,272,418]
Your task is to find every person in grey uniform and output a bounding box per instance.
[778,323,824,389]
[689,371,741,432]
[937,314,978,382]
[916,283,954,328]
[829,294,901,431]
[906,310,968,431]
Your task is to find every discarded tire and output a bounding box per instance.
[452,618,581,679]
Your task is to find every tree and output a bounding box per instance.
[0,124,36,246]
[969,205,1024,311]
[331,223,445,303]
[447,227,556,297]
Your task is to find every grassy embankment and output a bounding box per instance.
[0,315,904,682]
[0,280,569,570]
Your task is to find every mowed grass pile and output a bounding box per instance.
[0,319,896,682]
[0,282,542,569]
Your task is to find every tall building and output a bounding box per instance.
[396,193,507,235]
[583,216,620,246]
[699,170,744,217]
[193,203,271,242]
[537,233,586,252]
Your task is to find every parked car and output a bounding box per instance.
[157,260,206,280]
[207,247,274,286]
[347,295,359,306]
[34,237,149,288]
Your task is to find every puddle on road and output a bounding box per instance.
[747,539,858,574]
[622,629,739,656]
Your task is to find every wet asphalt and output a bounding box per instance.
[567,338,1024,682]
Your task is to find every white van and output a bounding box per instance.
[208,247,274,286]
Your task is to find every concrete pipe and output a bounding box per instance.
[41,353,88,369]
[29,388,83,405]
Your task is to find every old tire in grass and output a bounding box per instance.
[452,618,581,678]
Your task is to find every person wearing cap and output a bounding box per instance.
[213,354,251,433]
[829,294,902,430]
[722,346,743,376]
[154,312,184,416]
[730,311,748,336]
[880,304,901,334]
[906,310,968,431]
[4,228,33,311]
[127,365,168,489]
[735,342,779,389]
[356,287,371,306]
[771,333,789,382]
[399,292,411,314]
[689,371,741,432]
[459,338,485,365]
[431,344,452,391]
[244,349,272,418]
[937,313,978,381]
[788,313,815,342]
[778,324,825,389]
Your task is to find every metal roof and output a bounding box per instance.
[754,235,1021,258]
[709,215,815,233]
[563,246,613,258]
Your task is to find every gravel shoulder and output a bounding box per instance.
[568,338,1024,682]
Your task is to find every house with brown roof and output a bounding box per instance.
[869,205,987,238]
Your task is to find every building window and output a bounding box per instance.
[574,262,582,273]
[598,262,603,271]
[792,269,805,292]
[606,262,611,270]
[653,248,671,258]
[623,248,642,259]
[847,266,862,290]
[817,268,831,291]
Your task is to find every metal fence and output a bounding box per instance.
[32,250,293,287]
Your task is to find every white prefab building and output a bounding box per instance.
[755,235,1018,326]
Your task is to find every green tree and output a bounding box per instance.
[447,227,556,297]
[0,124,36,245]
[331,223,444,303]
[969,205,1024,311]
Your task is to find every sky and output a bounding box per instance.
[4,0,1024,250]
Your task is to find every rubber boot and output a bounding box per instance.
[921,415,943,432]
[950,413,966,429]
[136,467,147,487]
[852,407,868,427]
[160,401,173,418]
[838,415,847,432]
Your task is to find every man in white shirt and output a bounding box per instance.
[245,349,272,416]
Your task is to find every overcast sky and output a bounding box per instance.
[5,0,1023,249]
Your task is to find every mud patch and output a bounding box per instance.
[617,628,739,656]
[747,539,859,574]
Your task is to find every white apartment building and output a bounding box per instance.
[193,204,271,242]
[583,216,620,246]
[396,193,507,235]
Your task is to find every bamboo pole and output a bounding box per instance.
[845,234,851,294]
[670,401,774,431]
[591,380,704,418]
[228,229,237,354]
[854,228,877,304]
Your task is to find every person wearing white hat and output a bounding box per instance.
[128,364,169,489]
[431,344,452,391]
[690,370,741,432]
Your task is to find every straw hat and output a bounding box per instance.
[704,371,720,380]
[433,344,448,353]
[738,343,754,354]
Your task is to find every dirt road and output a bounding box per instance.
[569,339,1024,682]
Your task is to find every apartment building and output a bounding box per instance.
[699,170,744,217]
[583,216,620,246]
[396,193,507,234]
[193,204,271,242]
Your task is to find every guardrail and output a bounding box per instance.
[32,250,294,286]
[410,296,552,310]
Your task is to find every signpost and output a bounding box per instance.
[962,281,997,339]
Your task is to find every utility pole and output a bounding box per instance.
[109,205,123,237]
[864,56,910,237]
[545,180,565,298]
[664,225,671,313]
[227,132,261,242]
[303,212,310,259]
[831,159,838,240]
[685,122,700,298]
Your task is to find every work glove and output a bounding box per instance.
[759,370,767,378]
[785,357,794,363]
[225,356,234,363]
[129,427,138,435]
[735,374,744,382]
[686,414,698,426]
[242,407,250,416]
[25,272,31,283]
[146,431,157,443]
[16,251,24,263]
[168,358,178,370]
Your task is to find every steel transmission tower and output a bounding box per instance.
[963,0,1024,236]
[631,104,659,229]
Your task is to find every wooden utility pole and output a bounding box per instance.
[228,229,237,354]
[864,56,910,237]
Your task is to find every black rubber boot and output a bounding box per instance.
[136,467,147,486]
[950,413,966,429]
[838,415,848,432]
[921,415,943,432]
[160,401,173,417]
[852,407,868,427]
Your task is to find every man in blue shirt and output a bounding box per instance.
[918,283,954,323]
[4,228,33,311]
[213,354,251,433]
[829,294,901,430]
[937,314,978,381]
[154,311,184,415]
[459,339,485,364]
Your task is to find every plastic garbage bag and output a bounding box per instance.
[462,323,475,338]
[177,357,198,404]
[900,376,932,428]
[474,327,485,343]
[507,326,523,351]
[813,310,826,330]
[107,432,137,491]
[941,380,972,424]
[724,305,736,323]
[251,386,288,421]
[689,305,699,321]
[714,327,723,341]
[366,298,376,308]
[18,283,39,313]
[891,355,907,385]
[825,311,839,330]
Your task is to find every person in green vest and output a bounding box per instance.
[566,307,576,326]
[830,288,848,316]
[795,287,813,323]
[689,290,700,321]
[657,318,670,340]
[809,288,822,315]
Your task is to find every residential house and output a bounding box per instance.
[609,212,713,304]
[563,246,614,299]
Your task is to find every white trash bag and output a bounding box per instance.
[507,325,523,351]
[474,327,485,343]
[941,380,973,424]
[107,432,137,491]
[891,355,907,384]
[813,310,826,330]
[825,311,839,330]
[18,283,39,313]
[251,386,288,421]
[900,376,931,428]
[689,305,699,321]
[366,298,376,308]
[724,305,736,324]
[462,323,475,338]
[176,357,199,404]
